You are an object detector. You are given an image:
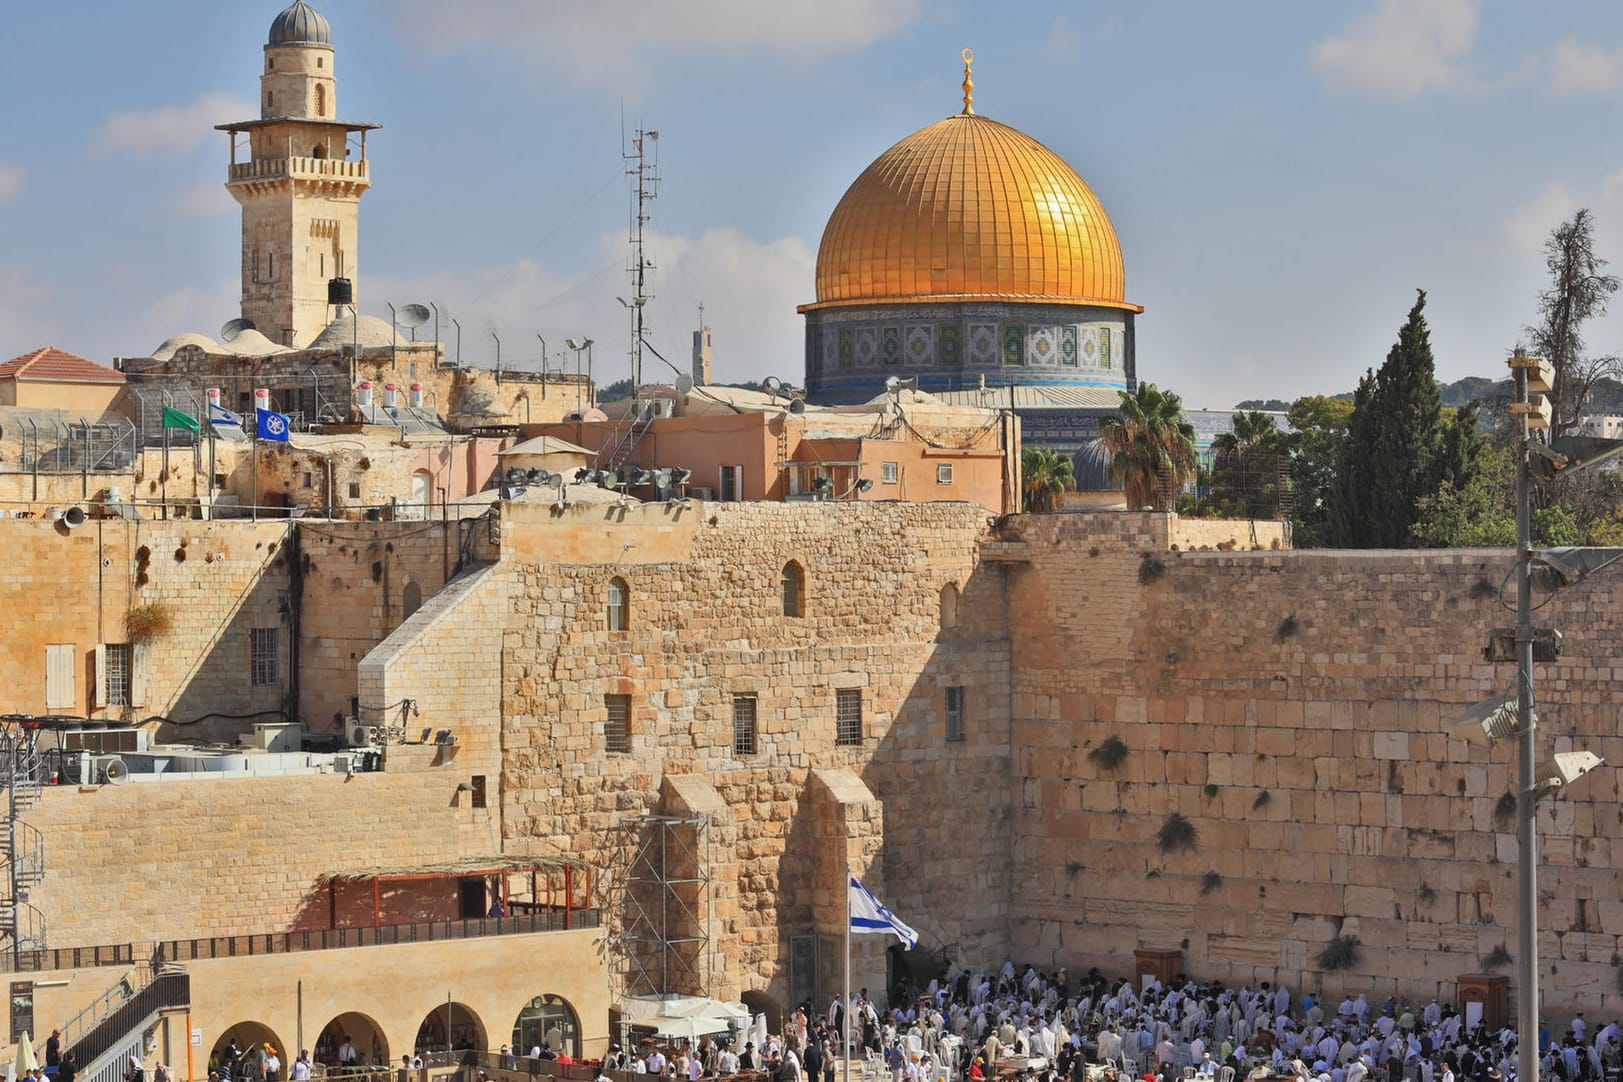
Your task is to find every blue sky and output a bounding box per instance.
[5,1,1623,408]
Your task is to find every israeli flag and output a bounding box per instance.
[848,876,918,949]
[209,403,243,428]
[256,407,291,442]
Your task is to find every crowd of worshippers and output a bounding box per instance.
[854,963,1622,1082]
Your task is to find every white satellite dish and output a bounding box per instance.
[220,317,257,343]
[399,304,431,329]
[762,376,782,393]
[675,373,694,394]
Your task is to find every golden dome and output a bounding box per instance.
[808,111,1137,311]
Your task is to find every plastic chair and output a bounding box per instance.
[1218,1067,1236,1082]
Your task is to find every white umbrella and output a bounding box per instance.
[16,1032,37,1075]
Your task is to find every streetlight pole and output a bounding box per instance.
[1511,358,1537,1082]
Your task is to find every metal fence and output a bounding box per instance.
[159,908,600,962]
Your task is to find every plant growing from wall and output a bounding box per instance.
[1494,791,1517,827]
[1138,555,1167,584]
[1200,870,1223,895]
[1317,933,1361,971]
[1252,790,1271,810]
[1470,577,1498,601]
[1087,736,1130,771]
[124,602,173,644]
[1157,812,1198,854]
[1417,883,1437,905]
[1482,945,1511,970]
[1203,783,1220,799]
[1276,614,1298,642]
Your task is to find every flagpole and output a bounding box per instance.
[162,418,170,520]
[843,863,851,1082]
[251,418,259,523]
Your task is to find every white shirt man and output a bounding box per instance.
[290,1055,312,1082]
[718,1049,739,1075]
[1197,1053,1217,1078]
[338,1041,357,1068]
[646,1050,666,1076]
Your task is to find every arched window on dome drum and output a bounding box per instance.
[781,561,805,618]
[316,84,327,117]
[940,583,960,629]
[606,577,629,632]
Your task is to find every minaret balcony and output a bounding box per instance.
[228,156,370,183]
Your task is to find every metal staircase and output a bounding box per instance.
[594,398,659,475]
[1,720,47,962]
[62,966,191,1082]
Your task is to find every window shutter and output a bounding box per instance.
[93,644,107,708]
[45,644,75,710]
[130,643,149,708]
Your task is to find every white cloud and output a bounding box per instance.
[172,180,236,220]
[383,0,918,88]
[0,164,23,204]
[362,227,813,386]
[1503,182,1580,257]
[90,92,255,159]
[1544,37,1623,96]
[1309,0,1479,99]
[0,268,61,357]
[1045,16,1079,62]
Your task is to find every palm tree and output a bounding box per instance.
[1022,447,1074,512]
[1210,410,1282,457]
[1095,383,1198,510]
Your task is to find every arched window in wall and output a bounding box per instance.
[939,583,960,629]
[403,581,423,620]
[607,577,630,631]
[781,561,805,617]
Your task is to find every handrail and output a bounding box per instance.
[59,964,153,1050]
[159,908,600,963]
[67,970,190,1076]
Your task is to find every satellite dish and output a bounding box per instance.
[220,317,257,343]
[787,398,806,416]
[762,376,782,394]
[675,373,695,394]
[399,304,431,329]
[885,375,901,394]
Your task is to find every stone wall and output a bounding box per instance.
[23,759,494,946]
[997,513,1623,1013]
[494,499,1013,1005]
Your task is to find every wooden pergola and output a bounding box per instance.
[317,856,590,929]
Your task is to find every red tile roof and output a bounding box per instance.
[0,347,125,384]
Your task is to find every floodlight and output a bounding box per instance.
[1530,547,1623,592]
[1528,435,1623,481]
[813,477,834,495]
[505,467,526,484]
[1483,628,1562,664]
[1450,695,1525,747]
[1533,750,1604,799]
[855,479,874,493]
[669,467,692,485]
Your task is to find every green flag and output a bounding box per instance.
[161,405,200,432]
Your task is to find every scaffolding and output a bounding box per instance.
[612,814,712,1000]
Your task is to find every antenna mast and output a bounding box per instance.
[624,124,660,389]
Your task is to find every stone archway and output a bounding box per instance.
[740,991,783,1039]
[315,1011,389,1070]
[415,1003,486,1056]
[211,1022,290,1080]
[511,994,581,1059]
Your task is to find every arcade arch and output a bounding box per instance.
[511,995,580,1059]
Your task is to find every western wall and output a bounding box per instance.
[6,502,1622,1036]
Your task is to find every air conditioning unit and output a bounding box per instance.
[654,399,676,419]
[347,723,381,748]
[332,753,356,774]
[689,486,713,500]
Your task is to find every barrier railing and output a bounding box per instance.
[159,908,600,962]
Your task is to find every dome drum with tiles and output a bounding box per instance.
[802,52,1139,406]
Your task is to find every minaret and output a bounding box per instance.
[217,1,378,347]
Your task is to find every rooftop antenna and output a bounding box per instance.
[623,122,659,391]
[220,317,256,343]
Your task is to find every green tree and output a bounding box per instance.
[1329,290,1449,547]
[1021,447,1074,512]
[1286,395,1353,548]
[1205,411,1289,520]
[1411,440,1515,548]
[1096,383,1198,511]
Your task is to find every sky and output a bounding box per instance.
[5,0,1623,409]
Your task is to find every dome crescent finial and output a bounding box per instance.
[961,48,975,115]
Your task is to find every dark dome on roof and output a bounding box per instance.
[268,1,331,47]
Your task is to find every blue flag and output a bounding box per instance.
[256,407,291,442]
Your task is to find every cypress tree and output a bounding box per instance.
[1329,290,1444,547]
